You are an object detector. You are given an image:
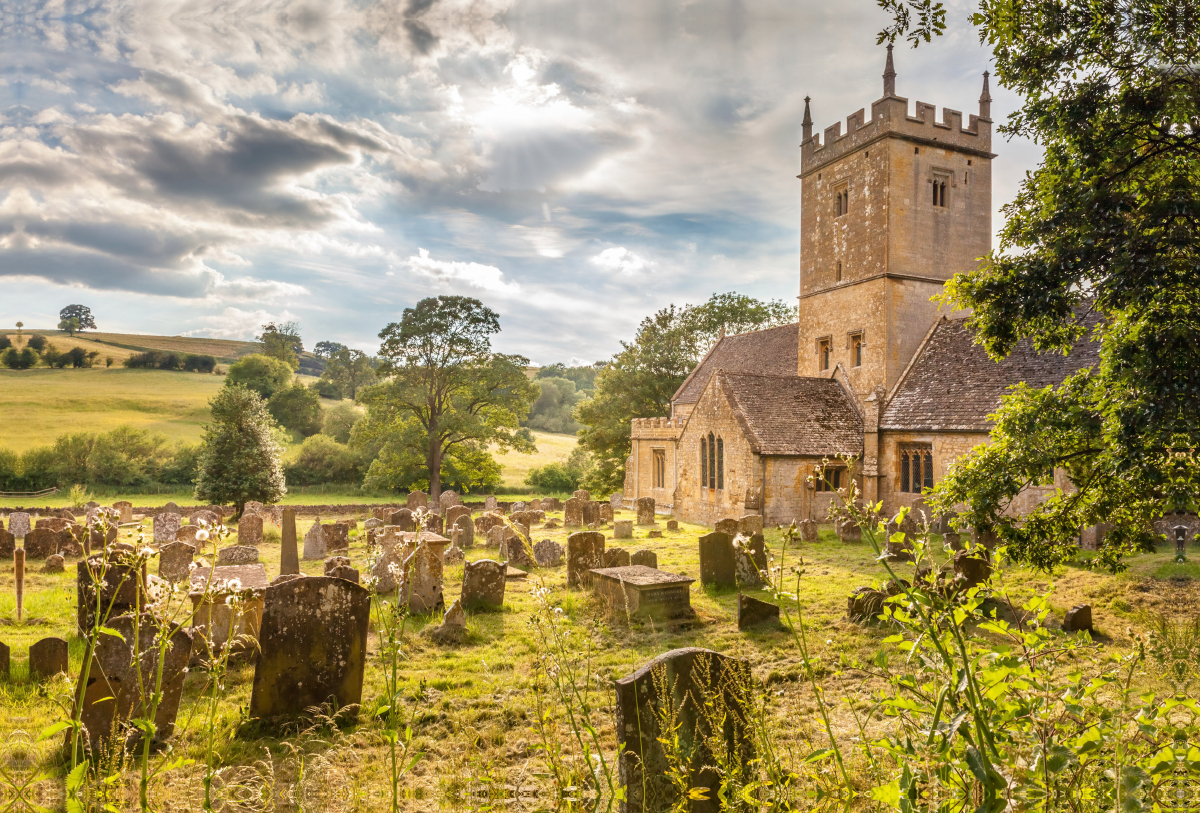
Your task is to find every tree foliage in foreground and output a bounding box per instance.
[576,292,798,493]
[354,296,536,497]
[194,385,286,515]
[886,0,1200,571]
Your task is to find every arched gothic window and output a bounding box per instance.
[716,438,724,490]
[700,437,708,488]
[707,434,716,488]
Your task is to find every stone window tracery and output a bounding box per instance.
[899,443,934,493]
[653,449,666,489]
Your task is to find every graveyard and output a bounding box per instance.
[0,492,1179,809]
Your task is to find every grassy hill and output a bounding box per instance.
[9,330,261,364]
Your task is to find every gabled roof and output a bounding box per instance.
[673,323,798,405]
[880,317,1100,431]
[714,371,863,457]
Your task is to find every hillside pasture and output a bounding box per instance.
[40,330,259,363]
[492,430,579,489]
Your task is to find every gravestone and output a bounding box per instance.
[175,526,203,546]
[249,577,370,721]
[36,517,69,532]
[77,556,143,634]
[23,527,58,559]
[426,598,468,644]
[280,508,300,576]
[217,545,260,566]
[461,559,506,610]
[573,489,591,501]
[511,501,527,513]
[533,539,564,567]
[364,517,384,530]
[666,520,679,531]
[444,539,464,564]
[737,594,780,630]
[390,508,415,531]
[835,517,861,542]
[191,509,219,528]
[113,501,134,523]
[454,515,474,548]
[528,498,542,512]
[43,553,65,573]
[698,532,736,588]
[188,564,269,658]
[592,566,694,618]
[564,498,584,528]
[242,501,264,517]
[734,537,765,588]
[154,513,181,544]
[159,541,195,582]
[29,637,69,680]
[484,496,499,511]
[739,515,763,536]
[501,535,537,569]
[614,520,633,539]
[402,541,444,613]
[424,513,444,535]
[636,498,655,525]
[798,519,819,542]
[446,505,471,529]
[487,524,506,548]
[544,497,562,512]
[0,529,13,558]
[600,503,613,522]
[1064,604,1093,633]
[75,613,192,755]
[407,491,428,510]
[943,532,963,551]
[582,501,601,526]
[610,492,624,510]
[439,490,460,510]
[8,512,31,538]
[302,519,327,560]
[603,547,631,568]
[630,549,657,569]
[715,518,740,536]
[567,531,605,587]
[0,642,7,677]
[475,512,504,536]
[89,522,118,551]
[952,551,992,588]
[370,538,405,593]
[322,521,350,552]
[847,587,887,621]
[237,514,264,546]
[615,648,752,813]
[328,565,360,583]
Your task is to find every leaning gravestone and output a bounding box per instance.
[564,498,584,528]
[159,541,196,582]
[280,508,300,576]
[217,545,260,566]
[630,549,658,569]
[8,512,31,538]
[250,577,370,721]
[406,491,428,510]
[154,513,181,544]
[614,520,633,539]
[501,535,537,570]
[533,539,564,567]
[487,524,506,548]
[23,528,58,559]
[454,515,474,549]
[401,541,444,613]
[615,648,753,813]
[461,559,506,610]
[113,501,134,523]
[1064,604,1094,633]
[835,517,861,542]
[610,492,624,510]
[698,532,737,588]
[567,531,605,587]
[237,514,264,546]
[475,512,504,536]
[75,613,192,755]
[29,637,69,680]
[636,498,655,525]
[302,519,327,560]
[737,594,780,630]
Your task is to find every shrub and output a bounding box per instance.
[225,353,293,398]
[285,434,365,485]
[0,336,10,351]
[525,462,580,493]
[322,403,362,443]
[183,354,216,373]
[0,448,20,490]
[311,378,342,399]
[41,345,68,368]
[194,385,287,513]
[1,347,38,369]
[26,335,46,352]
[160,442,201,485]
[123,350,207,371]
[67,483,94,508]
[268,383,323,436]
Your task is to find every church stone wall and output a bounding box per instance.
[673,382,760,526]
[627,418,683,508]
[878,430,989,518]
[762,457,855,525]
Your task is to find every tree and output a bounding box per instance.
[15,322,22,339]
[321,348,376,400]
[1,347,37,369]
[526,376,585,434]
[881,1,1200,572]
[58,317,81,336]
[0,336,10,352]
[322,402,363,443]
[59,305,96,332]
[225,353,293,399]
[683,291,797,350]
[314,340,348,359]
[268,383,324,437]
[194,385,286,516]
[535,362,603,392]
[356,295,537,498]
[257,322,303,370]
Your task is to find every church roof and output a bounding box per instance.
[673,323,799,405]
[880,317,1101,431]
[716,371,863,456]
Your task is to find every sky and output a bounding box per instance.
[0,0,1039,365]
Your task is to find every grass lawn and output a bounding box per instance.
[492,430,578,490]
[0,502,1168,809]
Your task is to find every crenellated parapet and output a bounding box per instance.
[630,416,685,440]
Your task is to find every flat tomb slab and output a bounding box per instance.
[590,566,695,617]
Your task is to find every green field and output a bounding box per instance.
[492,430,579,489]
[9,330,259,364]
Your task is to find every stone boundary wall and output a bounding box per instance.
[0,501,521,518]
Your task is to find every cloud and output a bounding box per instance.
[402,247,520,293]
[590,246,651,276]
[189,307,296,339]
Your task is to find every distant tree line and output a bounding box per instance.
[0,335,105,369]
[124,351,216,372]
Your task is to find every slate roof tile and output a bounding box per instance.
[715,371,863,456]
[674,323,798,405]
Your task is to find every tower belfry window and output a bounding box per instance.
[932,173,950,207]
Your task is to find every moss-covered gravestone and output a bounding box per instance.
[249,576,370,721]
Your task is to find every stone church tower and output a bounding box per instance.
[797,46,994,503]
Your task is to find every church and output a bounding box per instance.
[623,48,1097,528]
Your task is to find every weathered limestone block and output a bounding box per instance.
[401,541,444,614]
[217,545,260,566]
[454,515,474,548]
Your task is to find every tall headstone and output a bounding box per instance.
[635,498,655,525]
[454,514,474,549]
[610,492,624,510]
[461,559,506,610]
[615,648,753,813]
[250,577,370,720]
[280,508,300,576]
[698,532,737,588]
[390,508,415,531]
[8,512,31,538]
[564,498,584,528]
[734,535,766,588]
[0,528,13,559]
[29,637,69,679]
[401,541,444,613]
[302,519,327,560]
[158,541,196,582]
[153,513,181,545]
[237,514,264,546]
[439,490,460,510]
[484,496,499,511]
[582,501,601,526]
[406,491,428,510]
[75,613,192,755]
[739,515,763,536]
[567,531,605,586]
[322,521,351,552]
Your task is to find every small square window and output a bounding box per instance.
[914,147,920,154]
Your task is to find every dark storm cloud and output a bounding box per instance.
[0,248,210,298]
